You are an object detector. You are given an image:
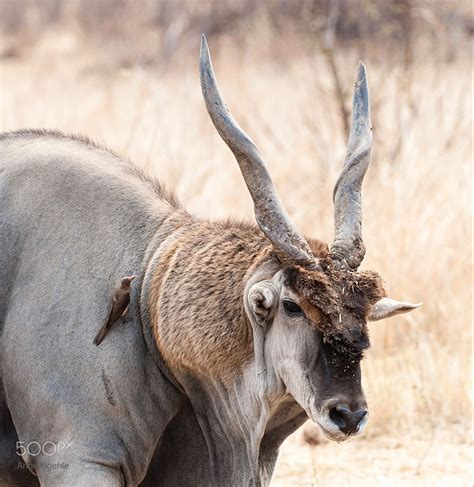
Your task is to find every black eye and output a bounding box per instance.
[283,299,303,316]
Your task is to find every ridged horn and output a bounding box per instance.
[331,62,373,270]
[200,35,316,268]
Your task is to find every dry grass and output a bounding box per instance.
[273,422,470,486]
[0,25,471,486]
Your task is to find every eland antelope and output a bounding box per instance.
[0,35,420,487]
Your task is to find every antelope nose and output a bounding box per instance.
[329,405,367,435]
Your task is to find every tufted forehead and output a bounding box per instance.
[285,260,386,365]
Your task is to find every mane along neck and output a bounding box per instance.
[148,218,271,379]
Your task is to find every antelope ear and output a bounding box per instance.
[368,297,422,321]
[247,282,278,326]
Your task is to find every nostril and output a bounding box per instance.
[329,406,350,429]
[329,405,367,435]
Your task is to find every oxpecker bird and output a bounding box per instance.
[93,276,135,346]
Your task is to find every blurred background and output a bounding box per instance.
[0,1,471,485]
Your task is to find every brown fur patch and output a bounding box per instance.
[297,297,322,328]
[150,218,272,379]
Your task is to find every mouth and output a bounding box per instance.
[315,417,367,442]
[315,420,349,442]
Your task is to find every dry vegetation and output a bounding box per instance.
[0,1,472,485]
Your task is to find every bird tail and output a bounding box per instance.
[93,323,109,346]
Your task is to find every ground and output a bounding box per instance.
[272,423,471,486]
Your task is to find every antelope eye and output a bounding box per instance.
[283,299,303,316]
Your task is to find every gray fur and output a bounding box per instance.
[0,131,184,486]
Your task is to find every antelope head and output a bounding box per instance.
[200,35,421,442]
